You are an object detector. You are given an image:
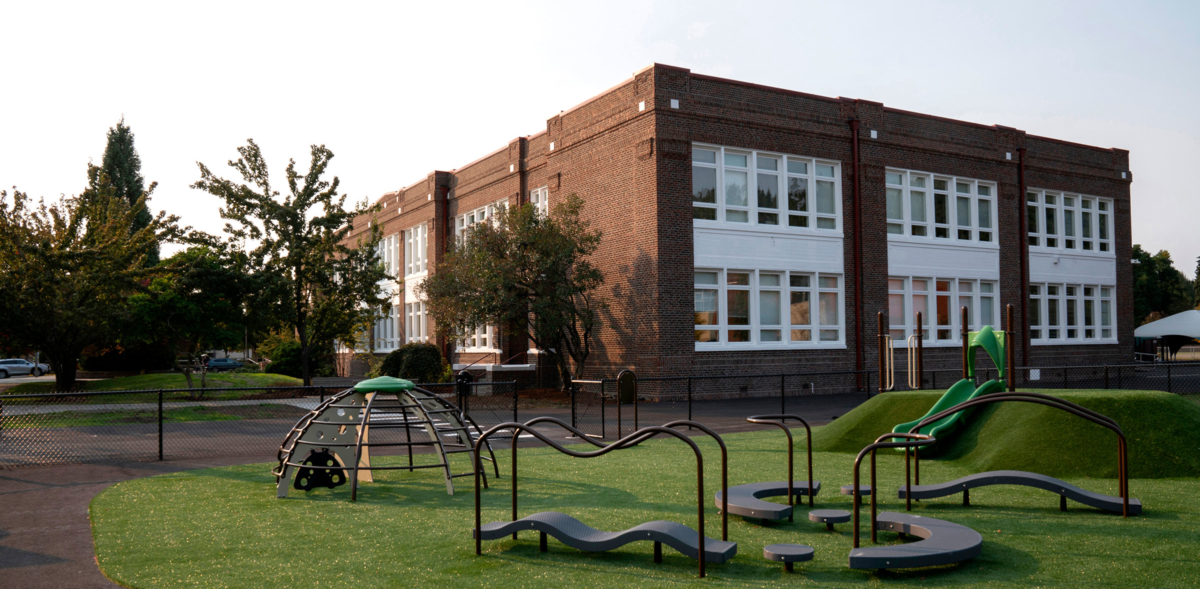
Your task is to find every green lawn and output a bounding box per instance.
[4,372,303,397]
[5,403,309,428]
[90,428,1198,588]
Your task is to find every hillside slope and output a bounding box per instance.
[811,389,1200,479]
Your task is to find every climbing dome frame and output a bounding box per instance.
[273,376,498,500]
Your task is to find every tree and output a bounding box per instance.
[1194,255,1200,309]
[191,140,390,386]
[421,194,604,388]
[1132,245,1194,325]
[83,118,158,265]
[0,181,179,390]
[127,247,251,391]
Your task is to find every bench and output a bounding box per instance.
[808,509,851,531]
[848,511,982,570]
[896,470,1142,515]
[713,480,821,521]
[475,511,737,564]
[763,543,814,572]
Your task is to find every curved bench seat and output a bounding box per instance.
[713,480,822,521]
[896,470,1141,515]
[475,511,738,563]
[848,512,982,570]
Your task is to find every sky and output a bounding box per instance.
[3,1,1198,277]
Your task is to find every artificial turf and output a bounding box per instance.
[91,426,1199,588]
[5,372,302,395]
[5,403,309,428]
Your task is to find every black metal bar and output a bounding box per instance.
[1168,363,1172,393]
[1105,365,1110,389]
[687,377,693,423]
[780,374,786,414]
[746,415,814,510]
[157,389,163,461]
[852,434,935,548]
[512,383,518,423]
[600,380,606,439]
[570,380,577,430]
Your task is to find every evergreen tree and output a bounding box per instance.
[93,117,158,265]
[1194,255,1200,308]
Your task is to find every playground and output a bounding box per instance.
[77,321,1200,587]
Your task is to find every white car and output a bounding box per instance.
[0,359,50,378]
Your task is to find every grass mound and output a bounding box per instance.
[812,389,1200,479]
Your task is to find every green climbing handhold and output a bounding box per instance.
[353,376,415,393]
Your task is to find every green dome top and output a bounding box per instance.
[353,376,415,393]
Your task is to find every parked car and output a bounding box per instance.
[206,358,244,372]
[0,359,50,378]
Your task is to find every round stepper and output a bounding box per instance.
[809,509,852,531]
[763,543,814,572]
[840,484,872,503]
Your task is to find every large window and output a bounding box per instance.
[1026,190,1113,254]
[692,144,841,232]
[404,223,428,277]
[373,305,400,351]
[455,199,508,242]
[1029,283,1115,344]
[885,169,996,245]
[459,325,496,351]
[377,233,400,280]
[405,302,427,344]
[888,276,998,344]
[529,186,549,217]
[694,268,843,348]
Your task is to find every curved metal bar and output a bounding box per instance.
[473,420,711,578]
[350,391,380,501]
[746,414,815,513]
[852,434,936,547]
[908,392,1130,517]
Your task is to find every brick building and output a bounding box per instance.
[342,63,1132,382]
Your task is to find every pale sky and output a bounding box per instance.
[3,1,1197,277]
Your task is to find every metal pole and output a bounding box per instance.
[780,374,786,414]
[513,383,518,423]
[916,311,924,390]
[961,306,969,380]
[570,378,577,430]
[1105,365,1110,389]
[1006,304,1015,391]
[600,380,606,439]
[157,389,164,461]
[687,377,693,423]
[878,312,886,396]
[1168,362,1172,393]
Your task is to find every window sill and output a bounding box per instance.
[695,343,847,352]
[1031,339,1119,346]
[693,219,843,239]
[887,235,1000,250]
[1028,247,1115,259]
[457,348,500,354]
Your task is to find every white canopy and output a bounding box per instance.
[1134,310,1200,339]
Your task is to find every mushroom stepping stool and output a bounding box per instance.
[809,509,851,531]
[763,544,814,572]
[840,484,871,504]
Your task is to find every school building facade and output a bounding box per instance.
[341,63,1133,382]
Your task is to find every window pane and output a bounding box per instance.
[957,196,971,227]
[1065,210,1075,237]
[761,330,781,342]
[725,170,748,207]
[981,297,994,326]
[819,276,838,289]
[1030,297,1041,326]
[791,329,812,341]
[935,194,948,224]
[727,272,750,285]
[787,160,808,175]
[1045,208,1057,235]
[760,291,781,325]
[819,292,838,325]
[820,329,839,341]
[886,188,904,220]
[757,173,779,209]
[816,164,835,178]
[936,293,950,326]
[816,180,835,214]
[888,278,905,290]
[790,275,810,288]
[787,178,808,211]
[886,172,904,185]
[1101,300,1111,326]
[934,179,948,191]
[695,329,718,342]
[728,330,751,342]
[790,291,811,325]
[816,218,836,229]
[724,153,747,167]
[693,148,716,164]
[912,279,928,291]
[1027,205,1039,233]
[1048,298,1059,326]
[693,207,717,220]
[788,215,808,227]
[728,290,749,325]
[726,210,749,223]
[978,185,991,197]
[695,271,718,285]
[760,274,781,287]
[889,293,904,321]
[1099,214,1109,240]
[960,296,974,328]
[910,191,926,222]
[1082,212,1092,238]
[692,167,717,203]
[977,200,991,229]
[757,157,778,171]
[1084,299,1094,326]
[956,182,970,194]
[913,294,928,325]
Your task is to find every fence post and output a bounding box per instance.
[1104,366,1109,389]
[571,379,577,429]
[512,383,518,423]
[600,380,605,439]
[1167,363,1172,393]
[687,377,693,423]
[157,389,164,461]
[1118,365,1123,389]
[1063,367,1069,389]
[780,374,786,414]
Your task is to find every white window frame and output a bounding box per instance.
[405,301,427,344]
[888,276,999,345]
[1026,189,1114,256]
[694,268,844,350]
[376,233,400,280]
[692,143,842,235]
[455,198,509,243]
[529,186,549,217]
[458,324,497,353]
[372,304,400,352]
[885,169,997,247]
[1029,282,1116,345]
[404,223,428,277]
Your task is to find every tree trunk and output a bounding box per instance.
[299,323,311,387]
[52,357,78,392]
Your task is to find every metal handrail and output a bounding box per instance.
[745,414,815,514]
[852,433,936,547]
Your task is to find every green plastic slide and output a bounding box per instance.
[891,325,1009,442]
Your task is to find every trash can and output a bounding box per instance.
[617,370,636,405]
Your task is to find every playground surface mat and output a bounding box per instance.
[90,427,1199,588]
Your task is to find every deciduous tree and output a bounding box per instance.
[191,140,389,386]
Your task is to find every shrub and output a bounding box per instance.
[379,343,448,384]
